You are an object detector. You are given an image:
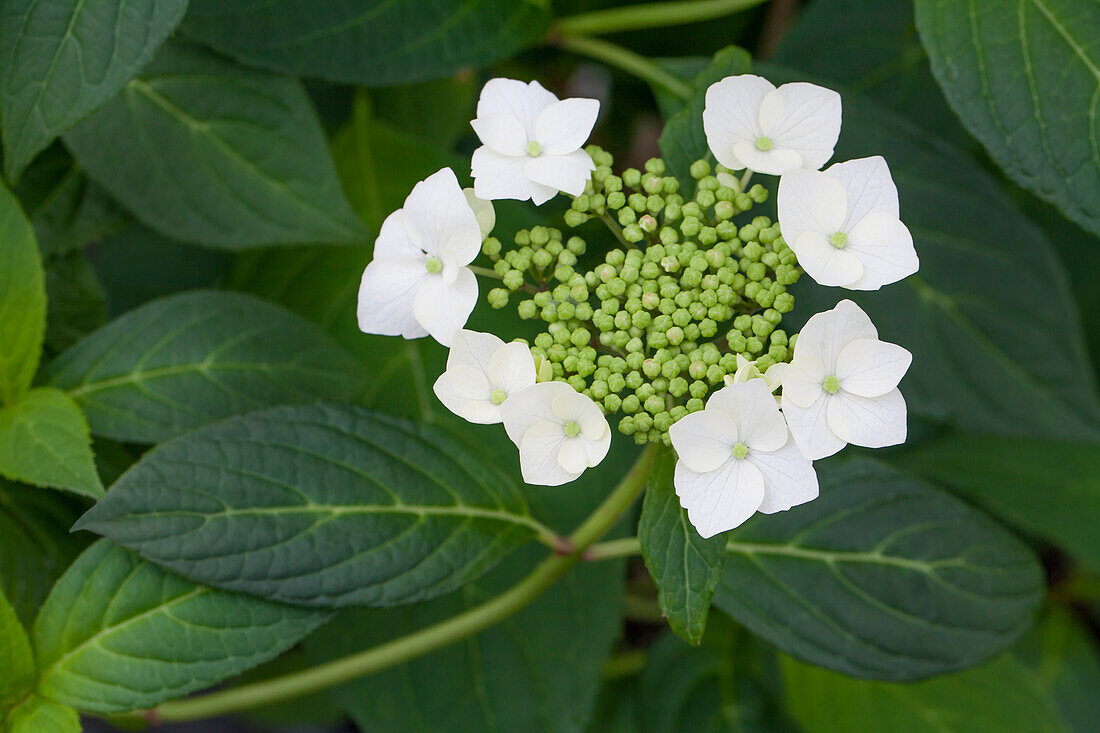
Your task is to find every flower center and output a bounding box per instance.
[732,442,749,459]
[563,420,581,438]
[425,256,443,274]
[526,140,543,157]
[490,389,508,405]
[830,232,848,249]
[822,375,841,394]
[754,136,773,152]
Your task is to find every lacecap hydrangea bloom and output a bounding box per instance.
[356,74,919,538]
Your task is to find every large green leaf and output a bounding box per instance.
[43,290,367,443]
[43,251,107,357]
[915,0,1100,237]
[32,540,328,714]
[182,0,551,86]
[76,404,539,608]
[639,446,725,645]
[0,181,45,406]
[1014,608,1100,732]
[3,696,80,733]
[713,458,1043,681]
[0,586,34,714]
[64,41,365,249]
[0,0,189,180]
[0,387,101,498]
[893,432,1100,573]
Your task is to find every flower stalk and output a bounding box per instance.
[554,0,771,37]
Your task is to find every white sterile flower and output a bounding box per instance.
[669,380,818,539]
[501,382,611,486]
[778,156,919,290]
[781,299,912,460]
[703,74,841,176]
[463,188,496,239]
[725,354,786,395]
[357,167,481,347]
[433,330,536,424]
[471,78,599,206]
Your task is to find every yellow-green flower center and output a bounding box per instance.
[755,136,773,151]
[527,140,543,157]
[490,389,508,405]
[830,232,848,249]
[732,442,749,459]
[564,420,581,438]
[425,256,443,274]
[823,376,841,394]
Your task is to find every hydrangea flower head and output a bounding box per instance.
[471,78,600,205]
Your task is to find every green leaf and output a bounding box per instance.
[182,0,552,86]
[658,46,753,187]
[32,539,328,714]
[0,181,45,406]
[43,290,367,443]
[639,445,725,645]
[64,41,366,249]
[892,432,1100,573]
[0,387,101,498]
[3,696,80,733]
[915,0,1100,237]
[44,251,107,357]
[713,458,1043,681]
[1014,608,1100,732]
[781,652,1065,733]
[0,479,88,626]
[370,76,477,152]
[75,404,539,608]
[0,0,189,180]
[0,586,35,714]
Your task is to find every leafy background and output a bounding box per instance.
[0,0,1099,731]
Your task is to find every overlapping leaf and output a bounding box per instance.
[0,586,34,713]
[3,696,80,733]
[0,181,45,406]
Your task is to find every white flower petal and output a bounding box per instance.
[524,150,595,199]
[794,299,878,369]
[447,329,505,374]
[782,393,846,460]
[777,169,848,242]
[827,388,907,449]
[674,459,766,539]
[476,78,558,136]
[792,230,864,288]
[463,188,496,240]
[705,381,788,453]
[557,438,588,474]
[470,113,529,156]
[402,168,482,266]
[580,430,611,467]
[549,387,606,441]
[702,74,775,171]
[779,355,825,409]
[519,421,577,486]
[535,98,600,155]
[752,438,819,514]
[668,409,740,473]
[471,147,555,203]
[433,365,500,424]
[500,381,573,445]
[373,209,421,259]
[730,142,804,176]
[758,82,841,171]
[357,256,429,339]
[827,156,899,224]
[845,213,919,291]
[412,267,477,346]
[763,362,789,392]
[835,338,912,398]
[487,342,537,395]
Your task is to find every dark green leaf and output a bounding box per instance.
[0,387,101,498]
[713,458,1043,681]
[370,76,477,152]
[64,41,366,249]
[44,290,367,443]
[915,0,1100,237]
[0,586,35,714]
[3,696,80,733]
[76,404,539,608]
[639,445,725,645]
[182,0,551,86]
[1014,608,1100,732]
[0,181,45,406]
[0,0,188,180]
[32,540,328,713]
[44,251,107,357]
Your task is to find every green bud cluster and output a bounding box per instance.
[483,146,802,445]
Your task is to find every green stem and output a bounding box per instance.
[585,536,642,561]
[555,0,771,36]
[469,265,503,280]
[142,445,658,724]
[598,211,631,247]
[556,35,693,101]
[602,650,649,679]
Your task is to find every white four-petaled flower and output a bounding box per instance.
[781,300,911,460]
[703,74,841,176]
[501,382,611,486]
[433,330,536,424]
[778,156,918,290]
[669,380,818,538]
[471,78,599,206]
[357,167,486,347]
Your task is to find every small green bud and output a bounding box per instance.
[689,159,711,180]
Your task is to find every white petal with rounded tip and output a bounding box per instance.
[447,329,505,374]
[730,142,804,176]
[476,78,558,135]
[764,362,789,392]
[845,213,919,291]
[433,365,500,424]
[471,113,529,156]
[753,439,819,514]
[463,188,496,240]
[669,409,740,473]
[794,299,878,369]
[777,169,848,241]
[581,430,611,467]
[705,381,788,453]
[401,168,482,266]
[487,342,537,395]
[827,388,907,449]
[702,75,774,170]
[472,147,553,203]
[412,267,477,346]
[558,439,588,474]
[524,150,595,198]
[675,459,766,538]
[836,338,912,398]
[782,393,846,460]
[373,209,421,259]
[793,230,864,288]
[758,82,841,171]
[519,421,576,486]
[578,409,609,442]
[779,355,825,408]
[535,98,600,155]
[500,381,572,445]
[828,156,899,224]
[357,256,429,339]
